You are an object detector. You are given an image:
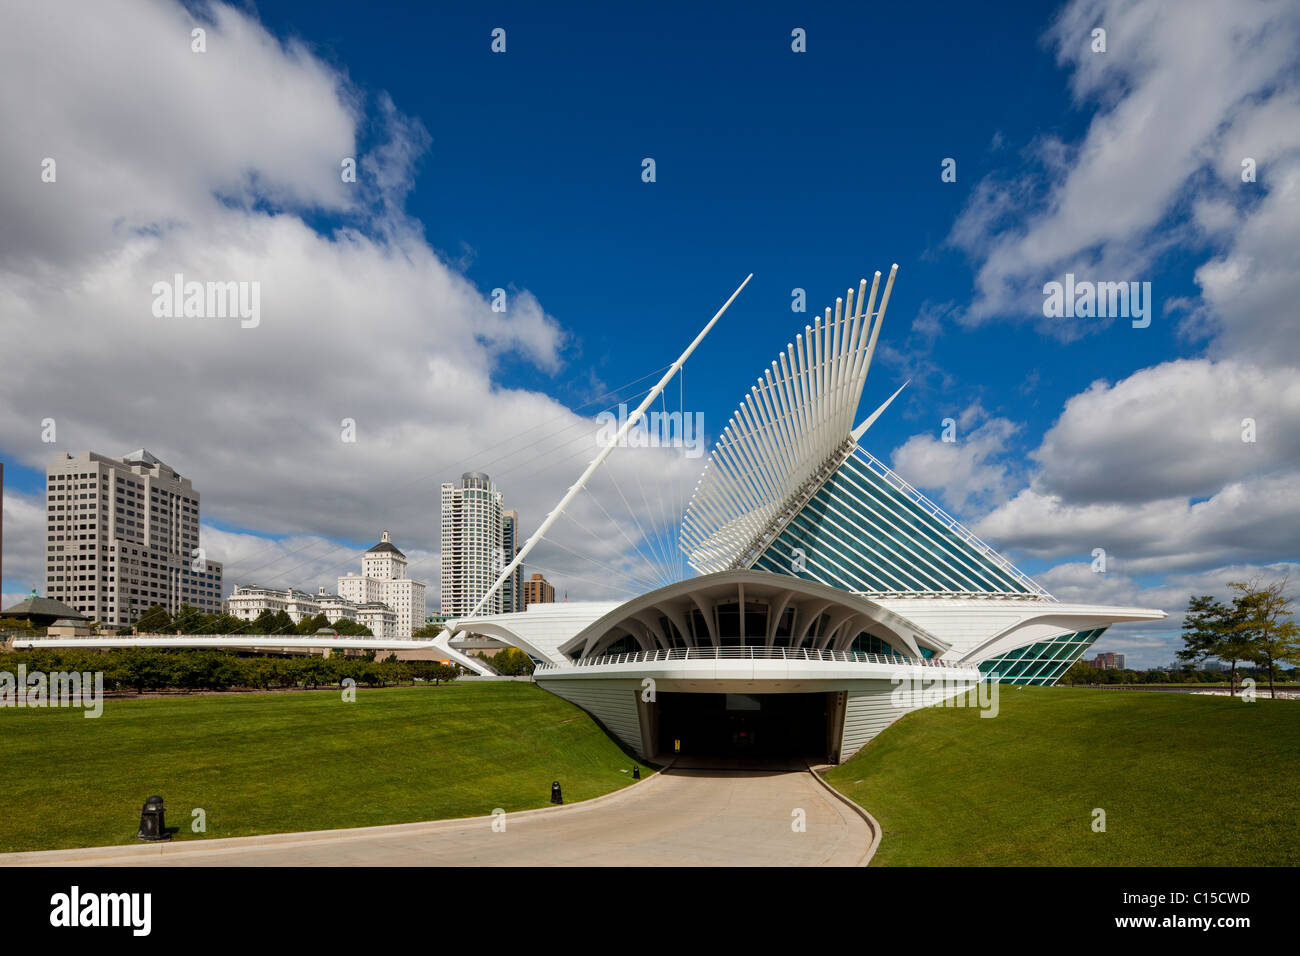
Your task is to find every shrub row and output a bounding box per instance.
[0,647,460,693]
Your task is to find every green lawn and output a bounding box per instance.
[824,686,1300,866]
[0,682,653,852]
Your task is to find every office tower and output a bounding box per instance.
[440,472,504,617]
[502,510,523,613]
[45,450,223,626]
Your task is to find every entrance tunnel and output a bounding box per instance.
[654,691,835,762]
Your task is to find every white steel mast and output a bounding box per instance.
[436,273,753,673]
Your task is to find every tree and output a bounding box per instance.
[1230,576,1300,700]
[252,609,276,633]
[409,660,459,685]
[294,612,330,635]
[330,618,370,636]
[491,647,535,676]
[412,623,444,638]
[172,603,206,634]
[1177,595,1249,695]
[109,647,170,693]
[242,658,274,690]
[292,655,332,689]
[134,603,172,634]
[210,612,249,635]
[270,610,294,634]
[1062,660,1101,685]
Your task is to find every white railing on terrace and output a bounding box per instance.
[534,645,977,672]
[854,448,1054,600]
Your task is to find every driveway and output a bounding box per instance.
[2,763,875,867]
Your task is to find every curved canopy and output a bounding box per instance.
[556,569,948,662]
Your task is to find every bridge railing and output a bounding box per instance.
[534,645,973,673]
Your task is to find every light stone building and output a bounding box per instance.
[228,533,423,638]
[226,585,297,622]
[44,449,223,626]
[227,586,327,626]
[355,602,398,638]
[316,591,358,624]
[228,585,370,629]
[337,531,426,638]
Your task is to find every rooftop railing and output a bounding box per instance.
[854,448,1054,600]
[534,645,975,672]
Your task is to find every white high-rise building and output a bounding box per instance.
[440,472,504,617]
[337,531,426,638]
[44,450,223,626]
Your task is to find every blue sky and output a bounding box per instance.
[2,0,1297,666]
[250,0,1182,442]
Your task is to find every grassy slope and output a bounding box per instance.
[824,686,1300,866]
[0,682,653,852]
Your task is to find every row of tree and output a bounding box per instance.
[1178,576,1299,698]
[0,647,460,693]
[1059,662,1295,685]
[129,603,374,637]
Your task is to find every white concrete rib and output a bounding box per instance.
[681,266,899,573]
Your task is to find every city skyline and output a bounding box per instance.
[22,445,515,627]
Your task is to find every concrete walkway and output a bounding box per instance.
[3,765,874,867]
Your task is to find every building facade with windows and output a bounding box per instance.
[226,585,300,623]
[502,510,524,614]
[316,591,359,624]
[44,450,223,626]
[227,534,422,638]
[355,603,398,638]
[522,572,554,608]
[1089,652,1127,670]
[227,586,343,627]
[440,473,505,617]
[337,531,425,638]
[227,586,391,636]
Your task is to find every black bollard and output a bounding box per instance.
[551,780,563,804]
[137,795,170,841]
[632,766,640,780]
